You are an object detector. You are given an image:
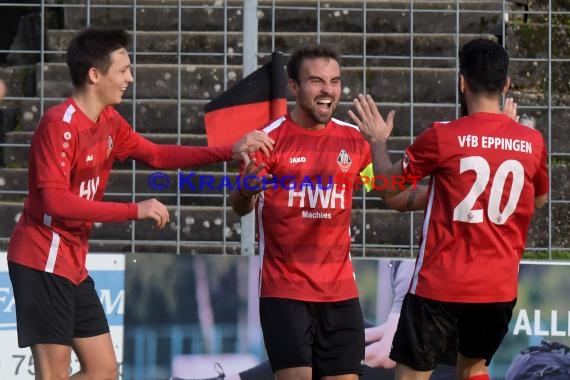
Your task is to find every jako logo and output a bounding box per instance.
[289,156,307,164]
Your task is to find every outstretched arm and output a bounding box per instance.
[128,130,274,169]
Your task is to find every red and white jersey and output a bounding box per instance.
[8,98,232,284]
[253,114,371,302]
[7,98,146,283]
[402,112,549,303]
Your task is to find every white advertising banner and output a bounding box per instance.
[0,253,125,379]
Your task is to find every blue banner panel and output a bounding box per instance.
[123,254,570,380]
[0,253,125,379]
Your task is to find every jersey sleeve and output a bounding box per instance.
[41,187,138,222]
[402,125,440,180]
[110,108,232,168]
[33,117,76,190]
[533,140,549,196]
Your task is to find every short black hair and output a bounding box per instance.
[67,27,130,88]
[459,38,509,95]
[286,45,341,83]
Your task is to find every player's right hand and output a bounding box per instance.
[137,198,169,229]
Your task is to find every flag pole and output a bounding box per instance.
[240,0,258,256]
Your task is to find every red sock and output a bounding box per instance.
[466,375,490,380]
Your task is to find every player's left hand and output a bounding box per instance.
[232,130,275,160]
[502,97,520,122]
[349,94,395,144]
[363,314,399,369]
[364,338,397,369]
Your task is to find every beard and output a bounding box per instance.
[299,98,336,125]
[310,108,334,125]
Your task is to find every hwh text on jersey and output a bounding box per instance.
[288,184,345,209]
[79,176,100,201]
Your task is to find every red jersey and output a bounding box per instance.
[402,113,549,302]
[254,115,371,302]
[8,98,232,284]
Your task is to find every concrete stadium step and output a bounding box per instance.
[7,93,570,161]
[0,126,415,169]
[2,153,569,203]
[0,200,420,248]
[12,98,570,153]
[45,29,491,66]
[12,97,461,135]
[0,165,396,209]
[0,200,564,256]
[12,98,212,134]
[1,132,233,171]
[0,65,36,98]
[0,168,241,205]
[37,56,556,101]
[59,0,510,35]
[7,95,570,159]
[507,23,570,60]
[38,62,462,101]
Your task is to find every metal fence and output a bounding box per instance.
[0,0,568,258]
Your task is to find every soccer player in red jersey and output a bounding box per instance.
[230,46,366,380]
[6,27,273,379]
[350,38,549,380]
[230,45,425,380]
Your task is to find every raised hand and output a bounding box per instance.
[136,198,170,229]
[232,130,275,160]
[502,97,520,122]
[348,94,396,144]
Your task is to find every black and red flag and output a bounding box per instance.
[203,51,288,146]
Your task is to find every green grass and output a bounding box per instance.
[523,250,570,260]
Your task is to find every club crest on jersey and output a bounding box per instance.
[336,149,352,173]
[106,135,114,159]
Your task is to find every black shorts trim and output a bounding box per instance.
[259,297,364,376]
[8,261,110,348]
